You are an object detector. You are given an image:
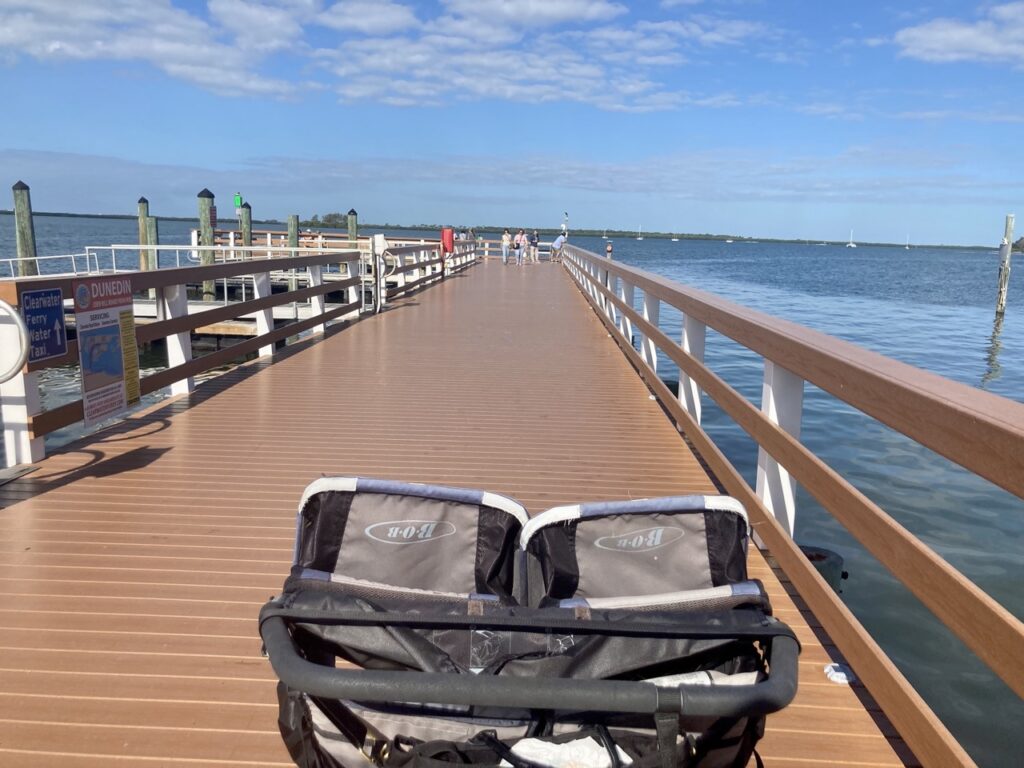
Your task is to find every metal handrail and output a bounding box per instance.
[0,299,29,384]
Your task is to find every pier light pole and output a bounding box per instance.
[12,181,39,277]
[996,214,1015,316]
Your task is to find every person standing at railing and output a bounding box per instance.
[550,232,567,263]
[501,229,512,265]
[529,230,539,263]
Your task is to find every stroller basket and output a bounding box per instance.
[260,478,800,767]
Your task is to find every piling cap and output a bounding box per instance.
[12,180,29,191]
[348,208,357,216]
[197,188,215,199]
[241,202,251,210]
[138,196,148,204]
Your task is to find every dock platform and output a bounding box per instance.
[0,261,915,766]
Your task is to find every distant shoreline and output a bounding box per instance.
[0,209,993,250]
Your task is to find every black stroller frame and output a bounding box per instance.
[259,477,800,767]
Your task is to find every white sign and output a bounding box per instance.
[73,277,140,427]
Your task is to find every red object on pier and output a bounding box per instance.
[441,228,455,254]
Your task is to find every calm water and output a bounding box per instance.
[2,217,1022,765]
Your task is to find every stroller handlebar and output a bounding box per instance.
[260,616,799,717]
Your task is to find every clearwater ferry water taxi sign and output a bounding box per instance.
[73,276,140,427]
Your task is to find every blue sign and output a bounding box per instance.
[20,287,67,363]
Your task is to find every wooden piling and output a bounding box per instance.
[145,216,159,270]
[996,214,1015,316]
[12,181,39,277]
[137,197,150,270]
[288,214,299,292]
[347,208,358,245]
[198,188,216,301]
[145,215,159,299]
[240,202,252,247]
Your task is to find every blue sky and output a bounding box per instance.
[2,0,1023,244]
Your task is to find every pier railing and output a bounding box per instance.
[0,239,477,466]
[563,243,1024,767]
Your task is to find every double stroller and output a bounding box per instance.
[259,477,799,767]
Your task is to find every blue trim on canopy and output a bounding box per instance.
[579,496,707,518]
[355,477,484,506]
[296,568,331,581]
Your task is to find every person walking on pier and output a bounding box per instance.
[514,229,526,266]
[501,229,512,265]
[529,230,539,263]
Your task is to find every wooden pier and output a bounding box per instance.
[1,241,1021,767]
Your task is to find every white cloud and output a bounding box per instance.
[0,0,294,95]
[797,102,863,121]
[208,0,307,53]
[0,0,777,111]
[894,2,1024,65]
[318,1,419,35]
[638,18,768,47]
[895,109,1024,124]
[440,0,627,27]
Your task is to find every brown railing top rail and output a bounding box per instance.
[567,246,1024,503]
[0,250,360,306]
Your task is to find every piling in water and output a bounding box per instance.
[12,181,39,277]
[198,189,216,301]
[347,208,358,245]
[137,197,150,270]
[996,214,1015,316]
[240,202,252,247]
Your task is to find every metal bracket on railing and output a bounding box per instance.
[0,299,30,384]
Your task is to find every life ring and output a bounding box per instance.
[0,299,30,384]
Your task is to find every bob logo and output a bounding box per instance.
[595,526,684,553]
[365,520,456,545]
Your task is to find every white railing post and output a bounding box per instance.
[755,360,804,537]
[678,314,706,424]
[252,270,275,357]
[620,282,635,345]
[641,294,660,371]
[596,262,609,314]
[371,235,388,312]
[157,283,195,395]
[1,370,44,467]
[606,273,619,327]
[309,263,326,335]
[190,229,199,262]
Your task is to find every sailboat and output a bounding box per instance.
[846,229,857,248]
[905,235,910,250]
[602,230,608,240]
[636,225,644,241]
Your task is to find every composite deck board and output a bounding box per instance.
[0,260,914,766]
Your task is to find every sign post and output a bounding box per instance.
[73,277,140,427]
[20,287,67,364]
